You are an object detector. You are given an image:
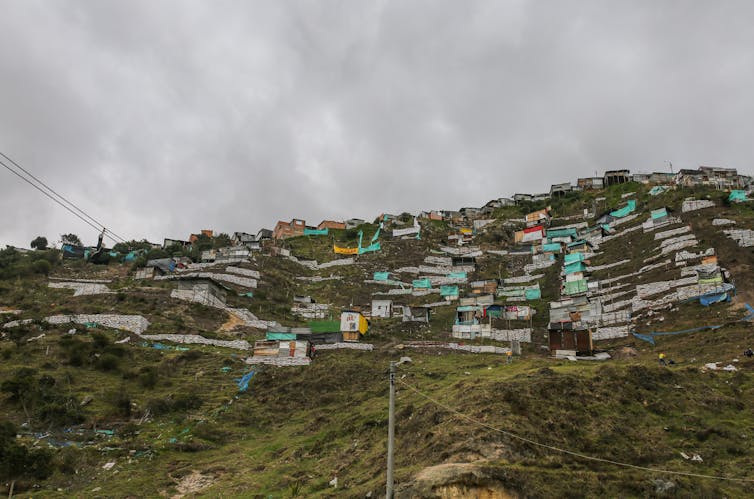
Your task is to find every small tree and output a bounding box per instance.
[60,234,82,246]
[212,233,232,249]
[0,420,53,497]
[30,237,47,251]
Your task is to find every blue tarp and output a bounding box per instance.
[699,291,731,306]
[304,228,328,236]
[374,272,389,281]
[542,243,562,253]
[236,370,256,392]
[743,303,754,321]
[632,325,722,346]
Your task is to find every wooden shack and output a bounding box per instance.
[340,311,368,342]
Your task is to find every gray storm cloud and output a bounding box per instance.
[1,0,752,247]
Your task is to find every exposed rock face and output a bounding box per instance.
[397,463,519,499]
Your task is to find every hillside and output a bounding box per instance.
[1,181,754,498]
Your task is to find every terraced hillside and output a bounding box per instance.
[1,182,753,498]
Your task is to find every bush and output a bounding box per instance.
[147,394,203,415]
[0,420,54,485]
[138,366,159,389]
[96,354,120,372]
[2,369,84,427]
[119,422,139,439]
[106,389,132,418]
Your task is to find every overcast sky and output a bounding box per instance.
[1,0,753,248]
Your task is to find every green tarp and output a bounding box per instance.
[564,261,587,274]
[564,253,585,264]
[124,251,139,262]
[542,243,562,253]
[358,242,381,254]
[266,332,296,341]
[309,320,340,333]
[447,272,466,279]
[304,228,328,236]
[413,278,432,289]
[568,240,587,248]
[610,199,636,218]
[651,208,668,220]
[546,228,577,239]
[563,279,588,295]
[729,190,748,202]
[649,185,669,196]
[524,288,542,300]
[699,276,724,285]
[374,272,389,281]
[440,285,459,297]
[354,229,381,254]
[457,305,482,312]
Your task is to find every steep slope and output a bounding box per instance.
[0,183,753,497]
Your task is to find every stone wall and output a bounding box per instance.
[46,314,151,334]
[48,282,112,296]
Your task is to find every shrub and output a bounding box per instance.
[147,394,203,415]
[106,390,132,418]
[138,366,159,389]
[96,354,120,372]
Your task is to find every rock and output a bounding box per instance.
[397,463,517,498]
[612,346,638,359]
[653,479,675,494]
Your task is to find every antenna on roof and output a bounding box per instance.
[665,160,673,173]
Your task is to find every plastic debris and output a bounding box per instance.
[235,370,255,392]
[102,462,115,470]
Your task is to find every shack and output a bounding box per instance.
[340,311,368,342]
[548,328,593,355]
[371,300,393,319]
[252,339,312,359]
[402,306,431,323]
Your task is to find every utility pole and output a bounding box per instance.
[387,361,396,498]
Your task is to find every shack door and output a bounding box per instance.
[562,331,576,350]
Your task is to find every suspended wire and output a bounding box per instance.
[396,378,754,483]
[0,151,128,243]
[0,158,123,245]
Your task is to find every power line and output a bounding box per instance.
[397,378,754,483]
[0,151,128,242]
[0,158,123,245]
